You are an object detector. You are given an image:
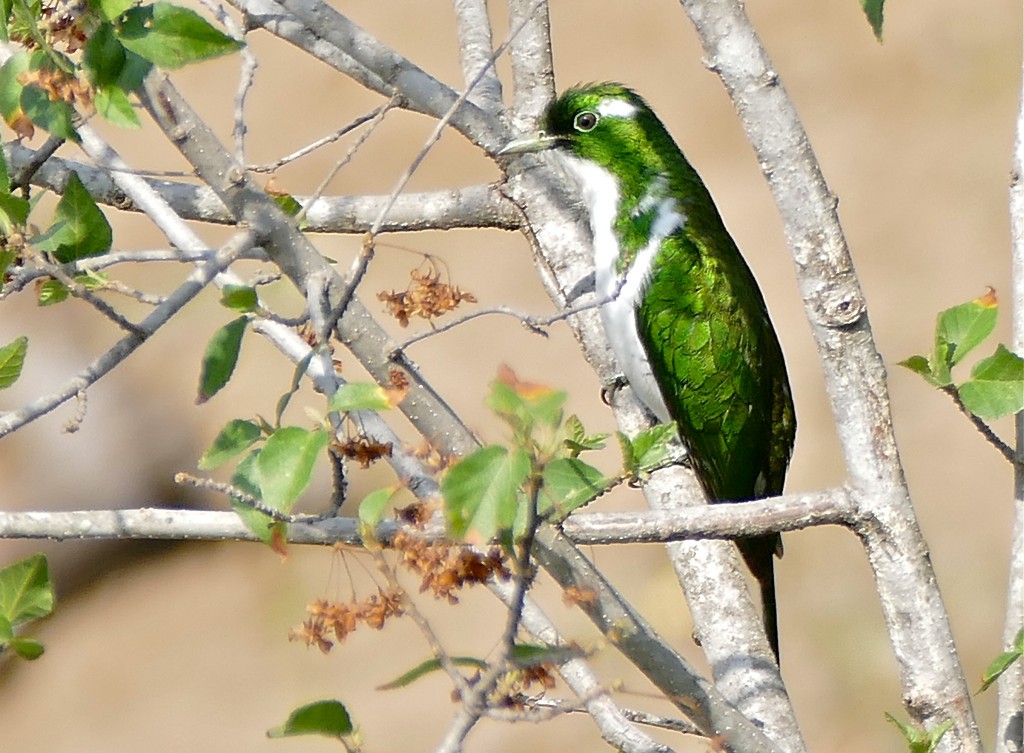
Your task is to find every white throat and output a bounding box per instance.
[553,152,687,422]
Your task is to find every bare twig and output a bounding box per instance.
[940,384,1018,464]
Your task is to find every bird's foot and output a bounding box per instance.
[600,375,629,406]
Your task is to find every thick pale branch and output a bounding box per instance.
[676,1,980,750]
[0,489,851,544]
[2,143,520,231]
[451,0,503,112]
[234,0,507,149]
[999,62,1024,753]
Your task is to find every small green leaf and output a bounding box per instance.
[36,279,69,306]
[84,22,152,91]
[0,51,28,120]
[268,700,352,740]
[220,284,258,313]
[957,345,1024,420]
[269,192,302,217]
[256,426,329,512]
[629,423,679,473]
[616,431,637,474]
[8,636,44,659]
[897,355,932,377]
[32,172,112,262]
[508,642,582,668]
[229,450,285,548]
[273,351,314,427]
[197,316,247,403]
[19,85,78,142]
[93,86,141,128]
[358,486,396,541]
[562,414,608,457]
[861,0,884,40]
[198,419,262,470]
[885,713,954,753]
[116,3,244,69]
[978,627,1023,692]
[443,445,531,542]
[0,248,17,277]
[0,553,54,624]
[93,0,136,22]
[329,382,393,413]
[936,291,999,368]
[0,191,31,231]
[539,457,613,518]
[0,335,28,389]
[377,656,487,690]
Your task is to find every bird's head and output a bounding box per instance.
[499,83,680,198]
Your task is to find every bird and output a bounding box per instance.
[500,83,796,660]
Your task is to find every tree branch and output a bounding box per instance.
[998,57,1024,753]
[676,1,981,750]
[451,0,503,113]
[2,143,521,231]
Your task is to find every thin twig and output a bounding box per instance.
[941,384,1018,465]
[248,104,396,174]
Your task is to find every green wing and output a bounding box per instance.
[636,227,795,502]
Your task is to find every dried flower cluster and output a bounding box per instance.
[333,435,393,468]
[289,589,404,654]
[377,264,476,327]
[393,527,511,604]
[485,664,558,709]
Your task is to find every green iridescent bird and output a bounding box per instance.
[502,83,796,659]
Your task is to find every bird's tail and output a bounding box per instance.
[737,534,781,661]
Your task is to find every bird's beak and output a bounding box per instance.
[496,131,561,156]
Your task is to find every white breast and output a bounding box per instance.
[553,153,686,423]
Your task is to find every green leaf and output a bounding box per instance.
[628,423,679,473]
[198,419,262,470]
[486,377,566,434]
[861,0,884,40]
[538,457,613,518]
[0,191,31,232]
[508,642,582,668]
[229,450,285,548]
[443,445,531,542]
[32,172,112,262]
[885,713,954,753]
[19,85,78,142]
[9,636,44,659]
[358,486,396,541]
[115,3,243,69]
[256,426,329,512]
[329,382,393,413]
[268,700,352,739]
[93,86,140,128]
[197,316,247,403]
[36,279,69,306]
[562,414,608,457]
[978,627,1023,693]
[93,0,136,22]
[0,335,28,389]
[219,284,258,313]
[0,553,54,624]
[0,248,17,278]
[957,345,1024,420]
[0,51,28,120]
[273,350,314,427]
[377,656,487,690]
[269,192,302,218]
[936,291,999,368]
[84,22,152,92]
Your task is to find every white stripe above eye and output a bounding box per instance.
[596,98,638,119]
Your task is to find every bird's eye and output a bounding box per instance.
[574,111,599,132]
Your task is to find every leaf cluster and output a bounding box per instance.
[0,553,53,660]
[900,290,1024,421]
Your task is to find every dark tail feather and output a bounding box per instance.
[737,534,781,661]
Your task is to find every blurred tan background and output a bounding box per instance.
[0,0,1019,751]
